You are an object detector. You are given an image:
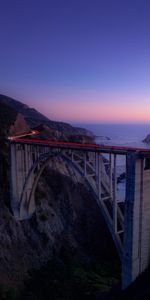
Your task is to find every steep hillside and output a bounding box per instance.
[0,102,17,138]
[0,94,94,142]
[0,94,49,123]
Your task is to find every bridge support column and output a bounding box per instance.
[10,143,26,218]
[113,154,117,233]
[122,152,150,289]
[19,145,36,220]
[10,143,36,220]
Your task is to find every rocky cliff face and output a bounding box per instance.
[9,113,30,137]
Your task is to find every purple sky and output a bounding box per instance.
[0,0,150,123]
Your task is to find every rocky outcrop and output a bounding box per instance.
[9,113,30,137]
[143,134,150,143]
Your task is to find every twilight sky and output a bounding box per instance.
[0,0,150,123]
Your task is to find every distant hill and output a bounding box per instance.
[0,94,94,142]
[0,94,49,124]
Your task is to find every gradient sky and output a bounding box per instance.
[0,0,150,123]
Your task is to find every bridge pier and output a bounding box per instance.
[122,152,150,288]
[10,143,23,219]
[10,143,36,219]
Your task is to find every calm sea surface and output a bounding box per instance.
[73,123,150,148]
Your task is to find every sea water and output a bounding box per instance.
[74,123,150,148]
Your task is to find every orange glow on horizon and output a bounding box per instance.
[29,90,150,123]
[45,100,150,123]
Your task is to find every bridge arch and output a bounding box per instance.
[20,151,96,219]
[19,149,122,258]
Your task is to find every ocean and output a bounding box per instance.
[74,123,150,148]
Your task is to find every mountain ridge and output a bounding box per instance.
[0,94,94,142]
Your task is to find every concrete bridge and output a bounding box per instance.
[9,138,150,289]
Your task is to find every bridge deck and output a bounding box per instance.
[10,137,150,156]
